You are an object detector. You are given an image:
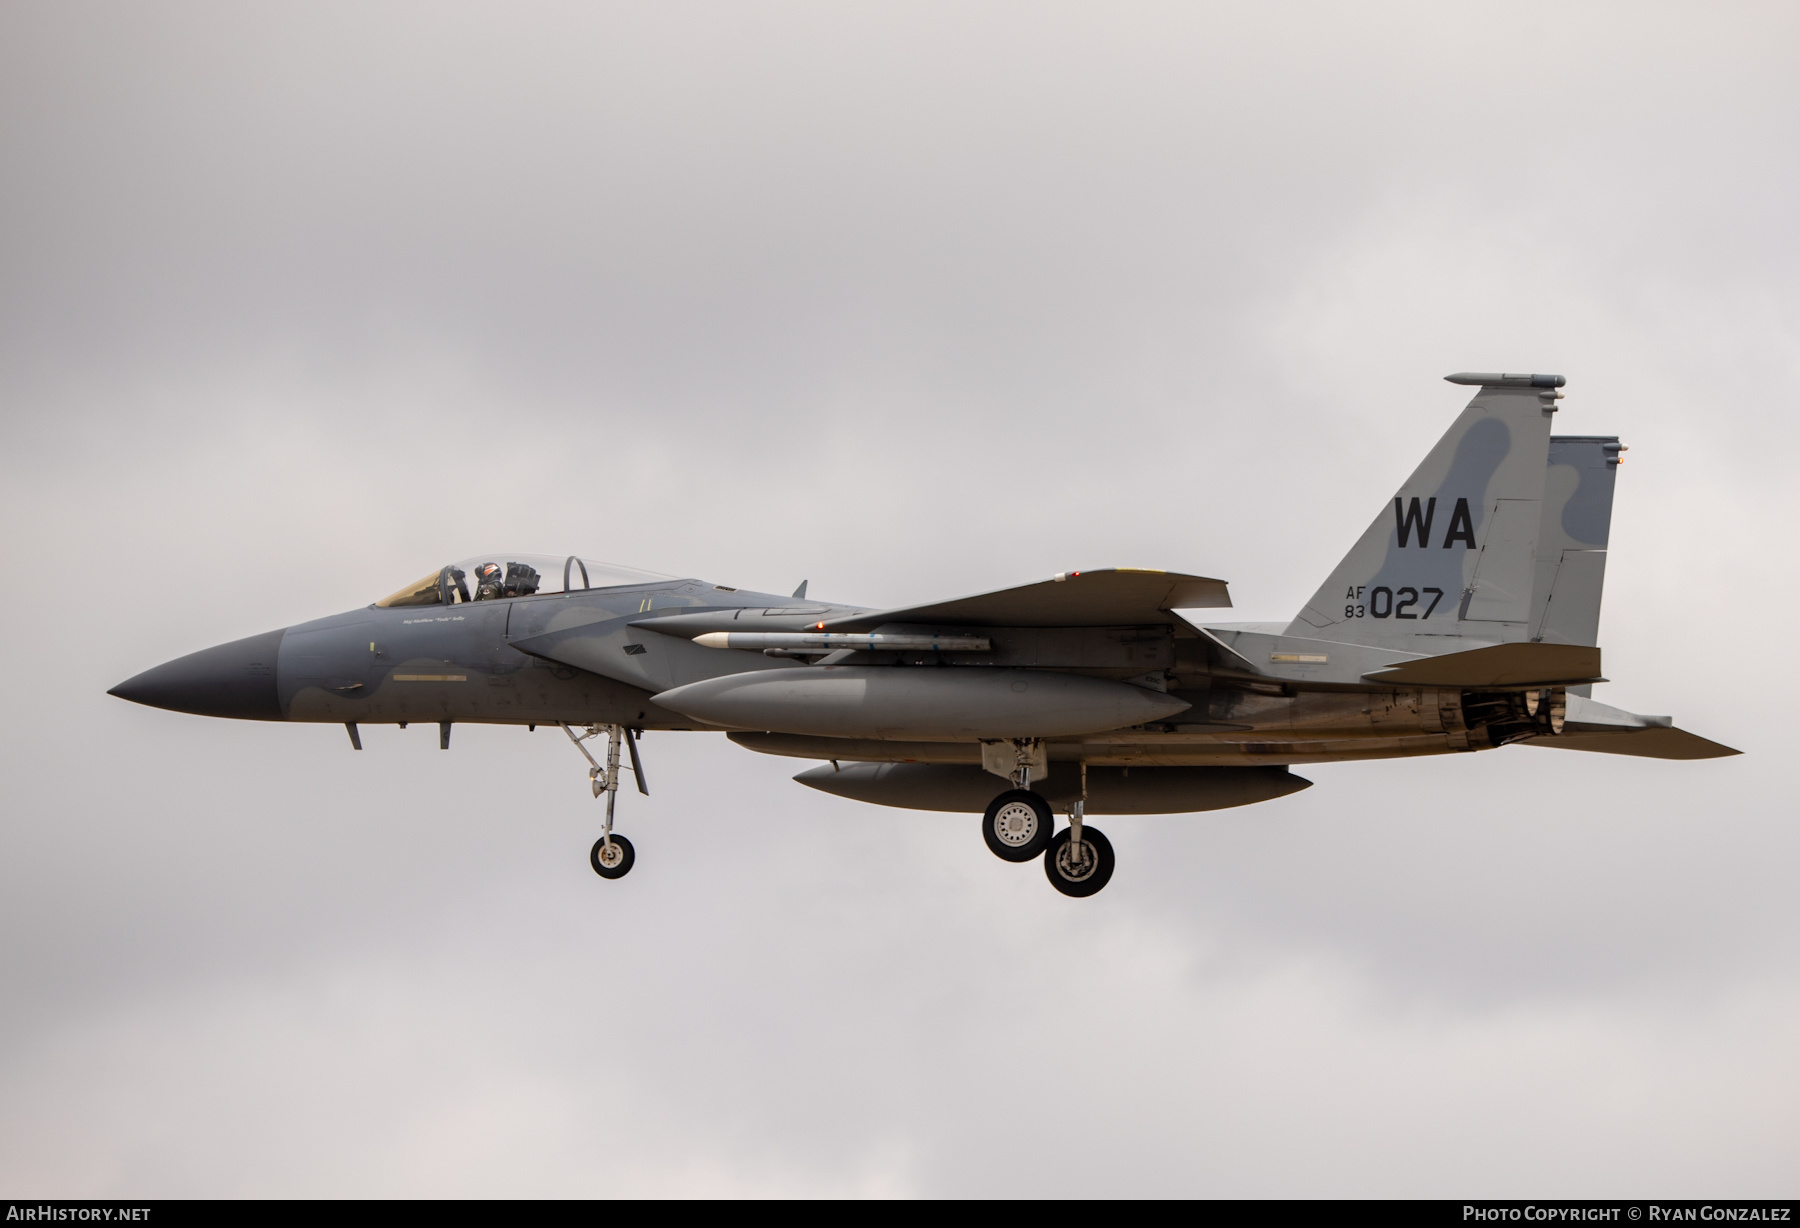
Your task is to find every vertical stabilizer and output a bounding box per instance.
[1288,373,1564,651]
[1529,435,1623,694]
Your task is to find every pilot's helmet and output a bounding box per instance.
[478,562,503,581]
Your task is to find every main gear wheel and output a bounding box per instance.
[1044,826,1114,897]
[982,789,1053,862]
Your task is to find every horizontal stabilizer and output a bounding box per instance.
[823,568,1229,632]
[1361,642,1600,687]
[1524,726,1740,760]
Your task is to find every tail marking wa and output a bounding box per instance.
[1394,497,1437,547]
[1442,498,1476,549]
[1394,495,1477,549]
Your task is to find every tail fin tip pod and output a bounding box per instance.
[1289,372,1567,649]
[1445,372,1566,388]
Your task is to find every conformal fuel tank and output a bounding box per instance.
[652,666,1190,740]
[795,761,1313,814]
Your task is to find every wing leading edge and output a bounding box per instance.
[822,568,1230,632]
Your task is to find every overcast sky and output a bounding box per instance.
[2,0,1796,1196]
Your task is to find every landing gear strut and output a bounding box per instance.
[981,739,1053,862]
[564,723,644,880]
[1044,763,1114,898]
[1045,825,1114,897]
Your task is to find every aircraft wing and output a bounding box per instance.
[821,568,1230,631]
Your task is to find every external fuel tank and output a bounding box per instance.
[652,666,1190,740]
[794,761,1312,814]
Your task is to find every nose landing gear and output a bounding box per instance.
[590,832,635,879]
[564,723,646,880]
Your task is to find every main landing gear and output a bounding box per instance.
[1044,820,1114,898]
[983,790,1053,861]
[980,758,1114,897]
[563,723,647,881]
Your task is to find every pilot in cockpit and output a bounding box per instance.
[473,561,506,601]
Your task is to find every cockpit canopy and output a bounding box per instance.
[376,554,674,608]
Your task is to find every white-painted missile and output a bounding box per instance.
[653,666,1189,740]
[692,631,990,652]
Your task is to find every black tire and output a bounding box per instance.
[982,789,1053,862]
[1044,826,1114,897]
[590,833,635,879]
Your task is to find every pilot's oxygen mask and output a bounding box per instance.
[474,562,506,602]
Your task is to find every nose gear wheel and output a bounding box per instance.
[591,833,635,879]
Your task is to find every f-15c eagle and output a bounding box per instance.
[110,372,1737,897]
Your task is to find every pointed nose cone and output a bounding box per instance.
[108,628,287,721]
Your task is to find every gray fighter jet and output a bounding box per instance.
[110,373,1738,896]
